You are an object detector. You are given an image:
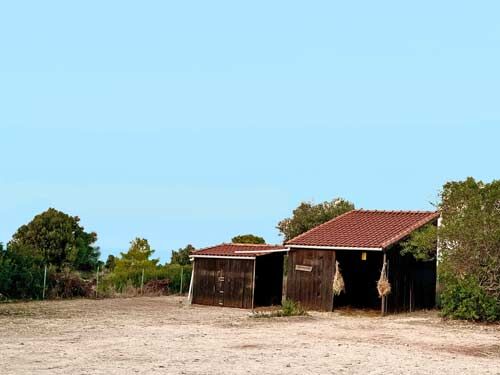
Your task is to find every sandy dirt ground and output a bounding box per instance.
[1,296,499,375]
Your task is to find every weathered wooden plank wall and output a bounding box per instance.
[192,258,254,309]
[286,249,335,311]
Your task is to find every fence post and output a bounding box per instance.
[180,266,184,295]
[95,265,99,299]
[141,268,145,295]
[42,264,47,300]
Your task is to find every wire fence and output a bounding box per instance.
[1,262,192,301]
[94,264,192,298]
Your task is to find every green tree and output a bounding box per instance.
[277,198,355,242]
[399,178,500,321]
[170,244,194,266]
[114,238,159,274]
[105,254,117,271]
[231,234,265,244]
[106,238,160,291]
[400,224,438,261]
[8,208,99,271]
[438,178,500,302]
[0,242,45,299]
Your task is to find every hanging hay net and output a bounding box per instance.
[332,261,345,296]
[377,261,392,297]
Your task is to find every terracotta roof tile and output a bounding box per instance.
[192,243,288,258]
[286,210,439,249]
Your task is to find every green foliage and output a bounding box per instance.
[436,177,500,321]
[0,242,45,300]
[438,178,500,302]
[159,263,192,293]
[170,244,194,266]
[48,268,93,299]
[231,234,265,244]
[109,238,159,290]
[8,208,100,271]
[440,276,500,322]
[253,299,307,318]
[277,198,354,242]
[400,224,438,261]
[101,238,192,295]
[105,255,117,271]
[100,263,192,295]
[281,299,307,316]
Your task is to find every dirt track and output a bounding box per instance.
[1,296,499,374]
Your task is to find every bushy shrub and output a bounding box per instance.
[143,279,171,295]
[48,269,93,299]
[157,264,192,293]
[0,244,45,300]
[281,299,307,316]
[440,277,500,322]
[254,299,307,318]
[99,264,192,296]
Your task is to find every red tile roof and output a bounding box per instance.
[192,243,288,258]
[286,210,440,250]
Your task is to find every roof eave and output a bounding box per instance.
[287,244,383,251]
[191,255,256,260]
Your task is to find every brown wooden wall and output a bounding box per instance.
[286,249,336,311]
[287,247,436,313]
[192,258,254,309]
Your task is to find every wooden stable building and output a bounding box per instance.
[286,210,440,314]
[189,243,288,309]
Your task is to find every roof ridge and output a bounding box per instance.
[229,243,283,247]
[355,209,438,214]
[194,242,286,253]
[192,243,221,253]
[286,209,356,244]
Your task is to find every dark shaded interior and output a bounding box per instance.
[254,253,284,307]
[333,250,383,310]
[386,245,437,313]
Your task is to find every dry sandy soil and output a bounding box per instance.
[1,296,499,375]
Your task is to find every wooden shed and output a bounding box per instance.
[285,210,440,314]
[188,243,288,309]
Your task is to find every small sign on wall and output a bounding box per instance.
[295,265,313,272]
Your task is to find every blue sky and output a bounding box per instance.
[1,2,498,262]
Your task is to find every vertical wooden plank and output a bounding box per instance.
[245,259,254,309]
[381,252,387,316]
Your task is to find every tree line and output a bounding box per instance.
[0,209,197,299]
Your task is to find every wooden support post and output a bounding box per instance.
[95,265,99,299]
[251,258,256,312]
[180,266,184,295]
[435,216,442,307]
[42,264,47,300]
[381,252,387,316]
[187,260,195,304]
[141,268,145,295]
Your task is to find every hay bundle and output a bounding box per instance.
[332,261,345,296]
[377,262,392,297]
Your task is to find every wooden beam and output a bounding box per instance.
[251,258,256,312]
[187,259,195,304]
[381,252,387,316]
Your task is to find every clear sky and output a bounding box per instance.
[1,2,498,262]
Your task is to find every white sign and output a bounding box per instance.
[295,265,313,272]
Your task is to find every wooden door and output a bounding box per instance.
[286,249,335,311]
